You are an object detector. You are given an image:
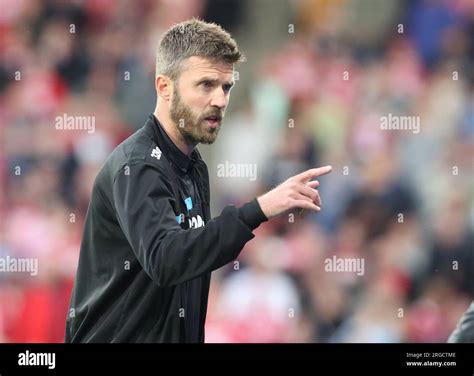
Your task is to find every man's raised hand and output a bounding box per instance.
[257,165,332,219]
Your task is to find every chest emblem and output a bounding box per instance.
[176,196,204,229]
[151,146,162,160]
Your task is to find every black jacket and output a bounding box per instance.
[448,301,474,343]
[65,114,267,343]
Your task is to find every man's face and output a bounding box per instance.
[169,56,234,145]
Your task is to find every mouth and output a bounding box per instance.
[204,115,222,128]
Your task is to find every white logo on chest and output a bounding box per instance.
[151,146,162,160]
[189,214,204,229]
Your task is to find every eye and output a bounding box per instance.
[223,84,233,93]
[201,81,213,89]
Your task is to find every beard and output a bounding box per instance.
[169,88,223,145]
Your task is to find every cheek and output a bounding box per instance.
[183,88,209,112]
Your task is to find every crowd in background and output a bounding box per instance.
[1,0,472,342]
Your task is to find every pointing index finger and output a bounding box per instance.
[296,165,332,182]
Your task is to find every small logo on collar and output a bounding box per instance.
[151,146,162,160]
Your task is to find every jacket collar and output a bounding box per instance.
[144,114,201,173]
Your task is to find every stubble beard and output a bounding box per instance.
[169,88,222,145]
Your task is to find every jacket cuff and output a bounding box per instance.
[238,198,268,231]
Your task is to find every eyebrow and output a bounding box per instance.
[196,77,235,87]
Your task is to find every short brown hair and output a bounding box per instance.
[156,18,245,80]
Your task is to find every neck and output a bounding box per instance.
[153,106,196,157]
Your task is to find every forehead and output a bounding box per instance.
[180,56,234,80]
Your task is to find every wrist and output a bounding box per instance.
[238,198,268,230]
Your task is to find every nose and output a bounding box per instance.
[210,90,228,110]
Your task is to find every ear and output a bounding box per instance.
[155,75,173,102]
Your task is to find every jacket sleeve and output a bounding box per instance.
[112,161,267,287]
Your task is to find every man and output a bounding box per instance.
[65,18,331,343]
[448,302,474,343]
